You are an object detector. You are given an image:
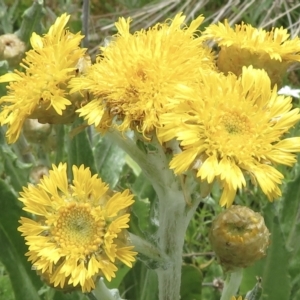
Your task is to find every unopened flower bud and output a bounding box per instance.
[29,165,49,184]
[209,205,270,272]
[23,119,52,144]
[0,34,25,67]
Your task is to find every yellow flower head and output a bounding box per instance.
[0,13,86,143]
[69,13,215,138]
[203,20,300,86]
[18,163,136,292]
[158,66,300,207]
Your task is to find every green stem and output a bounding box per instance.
[220,269,243,300]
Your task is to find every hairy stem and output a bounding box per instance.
[91,278,123,300]
[107,130,202,300]
[220,269,243,300]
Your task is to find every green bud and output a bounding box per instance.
[23,119,52,144]
[209,205,270,272]
[0,34,25,67]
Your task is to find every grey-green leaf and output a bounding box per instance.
[68,120,96,177]
[94,134,127,189]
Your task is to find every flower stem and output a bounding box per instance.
[129,232,171,269]
[155,184,202,300]
[155,196,187,300]
[91,278,123,300]
[220,269,243,300]
[107,130,203,300]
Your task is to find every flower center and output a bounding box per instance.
[205,109,257,159]
[52,202,105,255]
[221,111,250,135]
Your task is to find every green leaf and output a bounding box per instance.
[180,265,203,300]
[245,277,263,300]
[0,263,14,300]
[0,61,9,96]
[15,0,44,45]
[280,174,300,251]
[0,0,15,33]
[104,265,131,289]
[0,129,31,192]
[131,197,152,235]
[122,261,158,300]
[53,290,87,300]
[0,179,42,300]
[125,167,158,239]
[94,135,127,188]
[280,173,300,299]
[68,120,96,177]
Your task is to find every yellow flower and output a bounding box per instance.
[0,13,86,144]
[158,66,300,207]
[203,20,300,86]
[231,297,244,300]
[69,13,215,138]
[18,163,137,292]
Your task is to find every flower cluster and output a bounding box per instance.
[0,9,299,299]
[0,14,87,143]
[1,12,300,209]
[18,163,137,292]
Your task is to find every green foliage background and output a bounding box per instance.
[1,0,300,300]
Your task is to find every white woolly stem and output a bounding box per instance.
[155,181,202,300]
[92,278,122,300]
[106,130,202,300]
[129,232,171,269]
[156,192,187,300]
[220,269,243,300]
